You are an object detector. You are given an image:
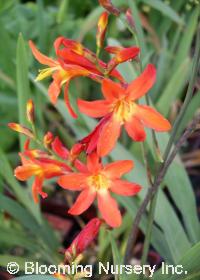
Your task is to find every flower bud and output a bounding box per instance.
[26,99,35,123]
[69,143,85,163]
[65,218,102,259]
[8,123,34,138]
[99,0,120,16]
[96,12,109,49]
[126,8,135,30]
[105,46,140,73]
[43,131,54,149]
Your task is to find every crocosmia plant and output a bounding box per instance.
[4,0,200,279]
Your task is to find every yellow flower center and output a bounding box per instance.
[35,65,61,81]
[88,173,110,191]
[113,98,136,123]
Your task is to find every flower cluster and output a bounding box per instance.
[9,1,171,266]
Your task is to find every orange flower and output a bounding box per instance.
[96,12,109,49]
[58,153,141,228]
[66,218,102,257]
[29,40,92,118]
[15,150,71,203]
[56,37,125,83]
[29,38,127,118]
[78,64,171,156]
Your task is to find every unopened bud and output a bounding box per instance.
[65,218,102,257]
[96,12,109,49]
[69,143,84,163]
[106,46,140,73]
[43,131,54,148]
[8,123,34,138]
[126,9,135,30]
[26,99,35,123]
[99,0,120,16]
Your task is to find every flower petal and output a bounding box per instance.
[106,46,140,63]
[104,160,133,179]
[57,173,88,190]
[48,80,61,105]
[127,64,156,101]
[102,79,125,101]
[87,152,102,173]
[64,81,78,118]
[68,188,96,215]
[77,99,110,118]
[15,165,40,180]
[110,179,142,196]
[32,176,47,203]
[52,137,69,159]
[97,190,121,228]
[97,116,121,157]
[136,105,171,131]
[29,40,56,67]
[125,117,146,141]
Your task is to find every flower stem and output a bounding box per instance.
[139,193,158,279]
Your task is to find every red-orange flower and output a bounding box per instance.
[15,149,71,203]
[78,64,171,156]
[58,153,141,228]
[66,218,102,257]
[29,40,93,118]
[56,37,126,83]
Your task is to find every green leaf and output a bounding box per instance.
[171,8,199,75]
[57,0,69,24]
[0,194,42,233]
[154,242,200,280]
[156,58,190,116]
[145,129,200,244]
[141,0,184,25]
[0,225,37,251]
[0,255,34,272]
[16,33,31,150]
[0,194,60,263]
[176,91,200,137]
[109,231,129,280]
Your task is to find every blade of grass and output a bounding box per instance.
[108,230,129,280]
[171,8,199,75]
[156,58,190,116]
[141,0,184,25]
[154,241,200,280]
[16,33,31,150]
